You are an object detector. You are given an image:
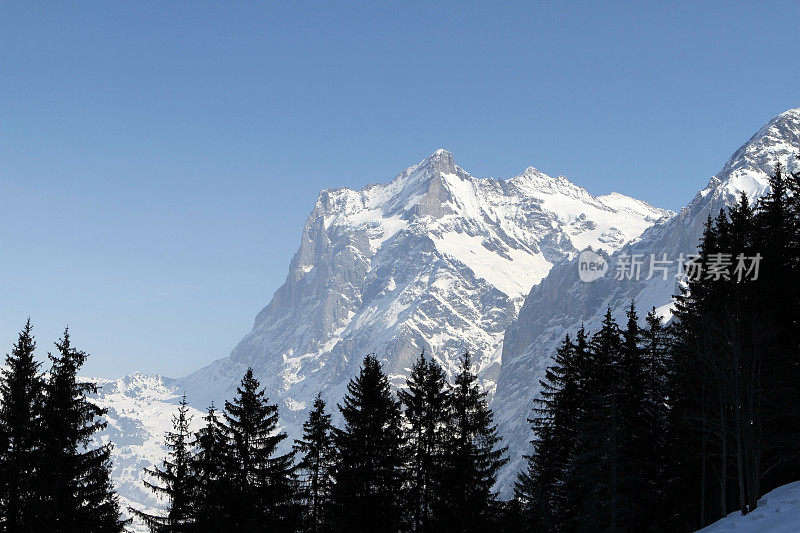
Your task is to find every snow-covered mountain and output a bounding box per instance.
[179,149,669,408]
[98,148,671,515]
[95,108,799,518]
[492,107,800,494]
[175,149,671,444]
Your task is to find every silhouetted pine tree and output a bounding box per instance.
[188,404,228,532]
[399,352,451,532]
[641,307,670,526]
[617,302,653,530]
[665,192,780,527]
[331,355,404,533]
[438,351,507,532]
[571,309,624,530]
[0,320,45,531]
[752,167,800,494]
[785,155,800,273]
[132,394,194,532]
[293,393,336,533]
[220,368,299,532]
[40,328,126,532]
[515,334,576,531]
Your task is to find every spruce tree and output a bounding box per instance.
[439,351,507,532]
[641,307,669,525]
[131,394,194,532]
[331,355,404,533]
[618,303,654,530]
[399,352,451,532]
[188,404,227,532]
[550,326,591,528]
[515,335,576,531]
[571,309,624,530]
[0,320,45,531]
[293,393,336,533]
[39,328,126,532]
[220,368,298,532]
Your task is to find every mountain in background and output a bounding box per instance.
[91,108,799,518]
[177,148,670,414]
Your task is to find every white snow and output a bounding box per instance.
[432,230,552,298]
[699,481,800,533]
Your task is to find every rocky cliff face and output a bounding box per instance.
[177,149,669,432]
[491,108,800,494]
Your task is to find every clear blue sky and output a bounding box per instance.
[1,2,798,378]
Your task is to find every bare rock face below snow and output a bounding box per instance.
[492,108,800,494]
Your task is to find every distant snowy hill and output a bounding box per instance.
[88,374,204,527]
[698,481,800,533]
[93,108,799,517]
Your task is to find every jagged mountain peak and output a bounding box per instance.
[388,148,463,192]
[316,151,674,234]
[711,106,800,200]
[219,147,673,396]
[422,148,457,172]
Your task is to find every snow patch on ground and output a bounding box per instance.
[699,481,800,533]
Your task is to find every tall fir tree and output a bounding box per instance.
[617,302,654,530]
[331,355,404,533]
[220,368,299,532]
[39,328,126,532]
[131,394,194,533]
[571,309,624,530]
[666,214,720,529]
[0,320,45,531]
[399,352,452,532]
[188,404,227,532]
[293,393,336,533]
[439,351,507,532]
[641,307,670,526]
[515,334,576,531]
